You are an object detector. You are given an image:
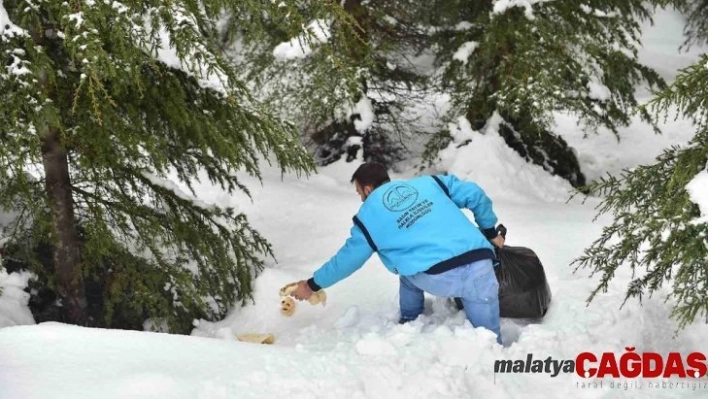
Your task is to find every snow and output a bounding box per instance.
[0,209,34,331]
[0,270,35,329]
[345,135,363,149]
[0,0,25,38]
[111,1,129,15]
[5,55,31,76]
[2,156,707,397]
[141,171,218,212]
[0,0,29,81]
[437,114,574,203]
[555,109,700,183]
[350,96,375,133]
[273,19,332,60]
[557,7,708,182]
[686,169,708,225]
[587,78,611,101]
[0,0,7,30]
[1,6,708,399]
[384,15,398,26]
[151,19,230,95]
[67,12,85,29]
[636,9,705,84]
[453,41,478,65]
[579,5,618,18]
[455,22,474,31]
[492,0,553,20]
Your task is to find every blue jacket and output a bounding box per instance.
[309,174,499,290]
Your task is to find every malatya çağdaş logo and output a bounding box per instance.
[494,348,707,379]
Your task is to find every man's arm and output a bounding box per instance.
[306,223,375,291]
[436,174,499,240]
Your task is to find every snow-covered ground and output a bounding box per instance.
[1,7,707,399]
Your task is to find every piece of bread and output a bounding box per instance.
[278,282,327,316]
[280,296,296,317]
[279,282,298,297]
[308,290,327,306]
[235,333,275,344]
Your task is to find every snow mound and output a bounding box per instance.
[436,114,574,204]
[0,322,501,399]
[0,269,35,328]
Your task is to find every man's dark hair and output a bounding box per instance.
[351,162,390,188]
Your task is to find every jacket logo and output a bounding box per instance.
[382,184,418,212]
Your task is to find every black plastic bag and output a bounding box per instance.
[494,245,552,318]
[454,225,552,319]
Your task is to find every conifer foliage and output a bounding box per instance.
[226,0,429,168]
[680,0,708,48]
[573,55,708,330]
[0,0,314,332]
[421,0,676,187]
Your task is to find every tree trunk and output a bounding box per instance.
[41,126,88,325]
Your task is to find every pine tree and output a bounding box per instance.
[225,0,431,168]
[573,55,708,330]
[0,0,314,332]
[680,0,708,48]
[420,0,676,188]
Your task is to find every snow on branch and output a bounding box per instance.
[453,41,478,65]
[0,1,24,38]
[141,171,218,213]
[147,5,232,95]
[579,4,618,18]
[587,77,611,101]
[0,0,30,78]
[273,19,332,60]
[492,0,554,20]
[58,1,234,97]
[687,168,708,225]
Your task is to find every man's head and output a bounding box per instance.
[351,162,390,202]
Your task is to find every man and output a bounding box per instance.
[288,162,505,344]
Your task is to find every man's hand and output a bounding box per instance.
[290,280,314,301]
[490,234,505,248]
